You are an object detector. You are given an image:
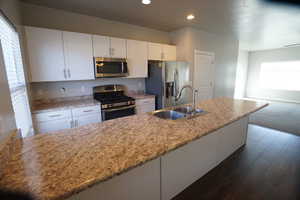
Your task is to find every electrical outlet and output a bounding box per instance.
[60,87,66,94]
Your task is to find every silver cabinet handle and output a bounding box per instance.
[83,110,94,113]
[67,69,71,78]
[70,120,74,128]
[63,69,67,79]
[49,114,62,118]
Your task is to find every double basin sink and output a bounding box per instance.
[151,106,206,120]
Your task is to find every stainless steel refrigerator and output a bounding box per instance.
[145,61,191,110]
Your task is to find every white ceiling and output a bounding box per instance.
[21,0,300,51]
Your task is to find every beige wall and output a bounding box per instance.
[171,27,239,98]
[0,0,21,141]
[21,3,171,44]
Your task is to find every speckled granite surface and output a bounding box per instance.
[0,98,267,200]
[0,130,18,178]
[31,96,100,114]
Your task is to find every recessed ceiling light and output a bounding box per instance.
[142,0,151,5]
[187,14,195,20]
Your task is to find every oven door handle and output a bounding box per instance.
[103,105,136,112]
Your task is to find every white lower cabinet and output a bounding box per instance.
[35,118,72,133]
[73,113,102,127]
[216,117,249,164]
[33,105,102,134]
[161,131,219,200]
[135,97,155,114]
[69,158,160,200]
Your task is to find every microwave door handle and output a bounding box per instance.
[121,62,124,73]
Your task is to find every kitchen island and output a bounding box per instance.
[0,98,267,200]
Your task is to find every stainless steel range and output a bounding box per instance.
[93,85,135,121]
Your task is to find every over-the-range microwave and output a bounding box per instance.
[94,57,128,78]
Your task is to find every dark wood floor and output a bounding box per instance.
[172,124,300,200]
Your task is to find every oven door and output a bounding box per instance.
[94,58,128,78]
[102,105,136,121]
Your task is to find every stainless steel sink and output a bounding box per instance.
[152,110,186,120]
[173,106,204,115]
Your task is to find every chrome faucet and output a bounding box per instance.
[175,85,198,111]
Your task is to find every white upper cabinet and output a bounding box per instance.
[148,43,176,61]
[148,42,163,61]
[25,26,66,82]
[162,44,177,61]
[92,35,110,57]
[63,31,94,80]
[127,39,148,78]
[110,37,126,58]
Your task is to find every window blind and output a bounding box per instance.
[0,14,32,137]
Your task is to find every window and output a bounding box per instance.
[259,61,300,91]
[0,14,32,137]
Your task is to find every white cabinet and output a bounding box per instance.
[63,31,94,80]
[110,37,127,58]
[161,131,218,200]
[92,36,126,58]
[71,158,160,200]
[33,110,73,133]
[25,26,66,82]
[74,114,102,127]
[148,42,163,61]
[216,117,249,164]
[135,97,155,114]
[35,119,72,133]
[148,43,176,61]
[127,39,148,78]
[33,105,102,134]
[92,35,110,57]
[162,44,177,61]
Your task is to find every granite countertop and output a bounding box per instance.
[31,96,100,114]
[0,98,267,200]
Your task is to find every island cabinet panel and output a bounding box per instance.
[161,131,219,200]
[70,158,160,200]
[216,116,249,165]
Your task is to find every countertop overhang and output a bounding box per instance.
[0,98,268,200]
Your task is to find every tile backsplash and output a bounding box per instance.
[30,78,145,100]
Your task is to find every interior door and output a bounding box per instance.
[193,50,215,101]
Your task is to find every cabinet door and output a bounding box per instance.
[127,39,148,78]
[25,26,66,82]
[110,37,126,58]
[63,31,94,80]
[35,118,72,134]
[74,113,101,128]
[161,131,218,200]
[162,44,176,61]
[92,35,110,57]
[148,42,163,60]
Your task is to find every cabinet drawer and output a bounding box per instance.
[33,110,72,123]
[136,98,155,106]
[72,105,101,117]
